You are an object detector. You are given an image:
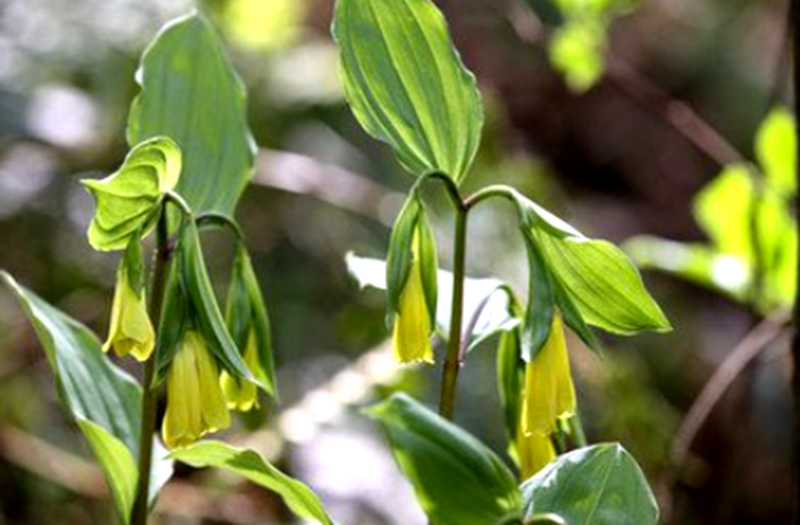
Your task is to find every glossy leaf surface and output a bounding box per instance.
[368,393,521,525]
[520,444,658,525]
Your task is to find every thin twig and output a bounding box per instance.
[670,314,791,469]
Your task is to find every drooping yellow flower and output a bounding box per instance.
[220,330,261,411]
[162,331,231,449]
[522,315,576,436]
[391,237,433,364]
[102,263,154,361]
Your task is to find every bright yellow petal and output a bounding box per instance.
[103,264,155,361]
[392,256,433,364]
[522,316,576,435]
[162,332,205,449]
[222,331,260,411]
[194,336,231,433]
[102,271,126,355]
[517,428,556,481]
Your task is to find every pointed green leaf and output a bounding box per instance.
[237,248,278,397]
[520,444,658,525]
[77,419,139,521]
[756,106,796,197]
[171,441,334,525]
[1,272,173,522]
[333,0,484,183]
[538,235,670,334]
[128,13,256,216]
[368,393,521,525]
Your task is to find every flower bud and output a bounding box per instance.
[220,329,261,411]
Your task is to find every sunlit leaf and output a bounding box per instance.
[333,0,484,183]
[1,272,173,523]
[520,444,658,525]
[368,393,521,525]
[171,441,334,525]
[128,13,256,217]
[82,136,181,251]
[756,106,796,197]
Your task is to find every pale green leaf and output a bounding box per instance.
[333,0,484,183]
[128,13,256,216]
[368,393,521,525]
[520,444,658,525]
[77,419,139,521]
[82,136,181,251]
[171,440,334,525]
[538,234,671,334]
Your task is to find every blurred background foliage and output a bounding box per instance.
[0,0,793,524]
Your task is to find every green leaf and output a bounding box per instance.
[177,221,256,384]
[347,253,517,350]
[756,106,796,197]
[77,419,139,520]
[520,444,659,525]
[367,393,521,525]
[333,0,484,183]
[538,234,671,334]
[235,248,278,397]
[416,207,439,328]
[386,195,421,315]
[128,13,256,217]
[1,272,173,523]
[511,191,669,336]
[171,440,334,525]
[82,136,181,251]
[497,326,525,462]
[520,235,555,360]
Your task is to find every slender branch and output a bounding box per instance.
[131,204,173,525]
[420,171,465,211]
[464,184,517,211]
[670,315,790,470]
[439,205,469,419]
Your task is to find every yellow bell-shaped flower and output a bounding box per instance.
[516,315,576,478]
[162,331,231,449]
[102,262,155,361]
[220,330,261,411]
[392,236,434,364]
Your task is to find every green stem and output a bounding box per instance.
[131,205,172,525]
[438,205,468,419]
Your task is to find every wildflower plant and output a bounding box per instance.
[0,2,675,525]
